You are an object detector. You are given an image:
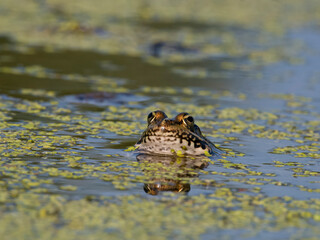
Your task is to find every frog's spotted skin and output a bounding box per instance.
[135,110,220,156]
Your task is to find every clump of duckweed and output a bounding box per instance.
[0,92,319,198]
[1,0,318,65]
[0,191,320,239]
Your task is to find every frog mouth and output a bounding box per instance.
[135,126,213,156]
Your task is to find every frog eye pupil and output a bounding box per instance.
[147,112,153,120]
[186,116,194,123]
[147,112,156,124]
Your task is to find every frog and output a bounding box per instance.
[135,110,219,156]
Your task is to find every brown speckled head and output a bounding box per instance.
[135,111,219,156]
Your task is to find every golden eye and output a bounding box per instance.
[186,116,194,123]
[147,112,153,119]
[147,112,156,124]
[147,110,167,125]
[183,114,194,125]
[182,114,196,132]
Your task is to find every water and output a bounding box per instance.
[1,1,320,239]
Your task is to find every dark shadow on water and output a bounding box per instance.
[0,35,13,45]
[140,19,254,33]
[0,40,247,98]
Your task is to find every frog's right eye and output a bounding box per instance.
[147,112,156,124]
[148,110,168,125]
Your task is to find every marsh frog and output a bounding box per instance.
[135,110,219,156]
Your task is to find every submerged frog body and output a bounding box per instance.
[135,110,219,156]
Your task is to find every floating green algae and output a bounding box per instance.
[1,0,320,239]
[0,92,319,196]
[0,191,320,240]
[1,0,319,62]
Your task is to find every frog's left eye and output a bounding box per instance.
[181,114,195,129]
[186,116,194,123]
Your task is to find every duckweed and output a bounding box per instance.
[1,0,320,239]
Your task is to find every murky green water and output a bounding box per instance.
[1,1,320,239]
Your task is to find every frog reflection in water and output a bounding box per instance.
[135,110,220,156]
[137,154,209,195]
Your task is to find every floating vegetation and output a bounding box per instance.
[1,0,320,239]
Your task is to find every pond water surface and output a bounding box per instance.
[1,1,320,239]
